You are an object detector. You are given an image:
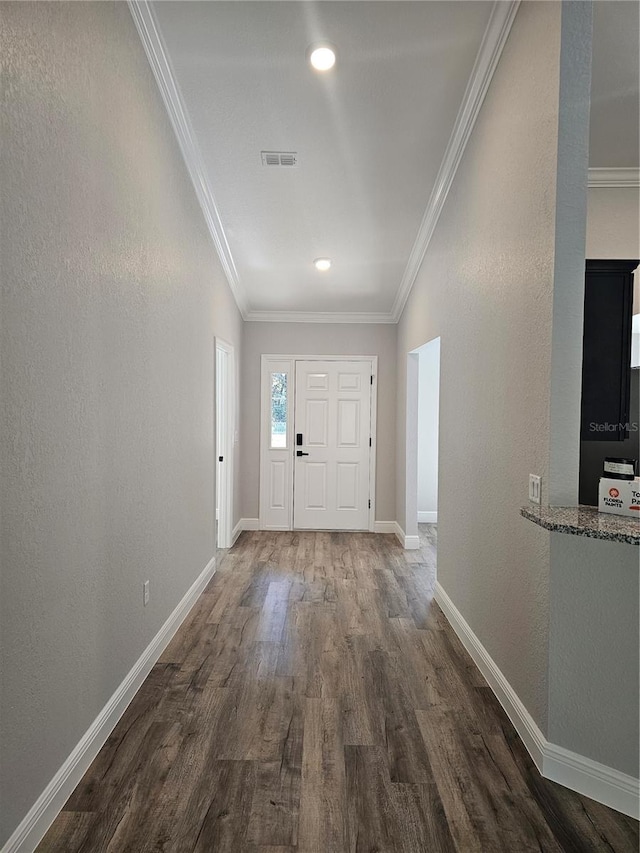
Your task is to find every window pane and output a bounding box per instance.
[271,372,287,448]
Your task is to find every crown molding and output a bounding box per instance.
[244,310,396,324]
[128,1,249,317]
[130,0,521,326]
[391,0,521,323]
[588,167,640,188]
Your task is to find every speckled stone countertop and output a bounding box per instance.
[521,504,640,545]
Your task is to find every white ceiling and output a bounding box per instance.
[590,0,640,168]
[146,1,639,321]
[150,1,494,318]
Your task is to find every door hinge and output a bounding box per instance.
[369,437,372,447]
[368,499,371,509]
[370,375,373,385]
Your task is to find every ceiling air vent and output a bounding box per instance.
[261,151,299,167]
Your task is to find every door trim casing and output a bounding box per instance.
[259,354,378,532]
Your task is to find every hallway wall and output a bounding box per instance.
[549,534,639,778]
[395,0,591,737]
[586,186,640,259]
[0,3,243,846]
[240,322,397,523]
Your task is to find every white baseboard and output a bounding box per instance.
[417,511,437,523]
[434,582,639,820]
[434,582,546,769]
[2,555,217,853]
[237,520,418,542]
[543,742,639,820]
[231,518,259,545]
[231,519,242,545]
[374,521,397,534]
[394,522,420,550]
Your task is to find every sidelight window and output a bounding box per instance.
[271,372,288,448]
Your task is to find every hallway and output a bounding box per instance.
[37,532,638,852]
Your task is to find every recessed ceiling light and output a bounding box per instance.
[309,44,336,72]
[314,258,332,271]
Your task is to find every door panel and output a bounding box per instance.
[307,372,329,391]
[306,399,329,446]
[337,399,360,446]
[294,360,371,530]
[305,463,328,509]
[269,460,287,510]
[336,462,359,510]
[338,371,362,391]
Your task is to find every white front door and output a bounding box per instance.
[293,360,371,530]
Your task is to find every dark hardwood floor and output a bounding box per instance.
[38,530,638,852]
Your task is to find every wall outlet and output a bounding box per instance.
[143,580,150,607]
[529,474,541,505]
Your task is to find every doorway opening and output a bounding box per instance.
[406,338,441,555]
[259,355,377,531]
[216,339,235,549]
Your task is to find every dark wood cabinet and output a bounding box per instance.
[580,259,636,443]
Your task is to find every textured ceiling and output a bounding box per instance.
[151,1,494,316]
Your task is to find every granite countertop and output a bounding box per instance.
[521,504,640,545]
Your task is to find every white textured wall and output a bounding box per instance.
[416,341,440,518]
[549,534,639,777]
[240,323,397,522]
[395,1,591,733]
[0,3,243,845]
[586,187,640,260]
[396,2,636,779]
[547,1,592,508]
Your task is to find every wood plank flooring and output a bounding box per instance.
[38,530,639,853]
